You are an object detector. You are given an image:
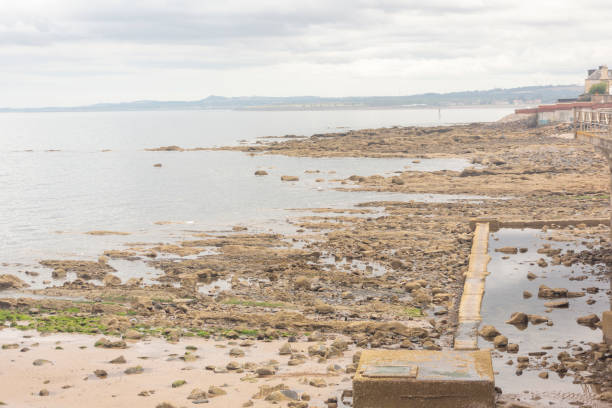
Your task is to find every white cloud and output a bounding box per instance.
[0,0,606,106]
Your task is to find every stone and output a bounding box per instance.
[603,311,612,345]
[279,343,292,355]
[95,338,127,349]
[522,291,532,298]
[188,388,208,400]
[254,170,268,176]
[526,272,537,280]
[544,299,569,308]
[506,312,528,326]
[315,303,335,314]
[493,335,508,348]
[256,367,275,377]
[110,355,126,364]
[155,403,176,408]
[294,276,311,290]
[496,247,518,254]
[124,329,142,340]
[281,175,299,182]
[478,325,500,339]
[538,372,549,379]
[527,315,548,325]
[94,369,108,378]
[124,365,144,375]
[0,274,28,290]
[538,285,567,299]
[309,378,327,388]
[576,314,600,326]
[229,348,245,357]
[507,344,519,353]
[103,274,121,286]
[39,389,49,397]
[171,379,186,388]
[33,359,52,366]
[208,386,226,397]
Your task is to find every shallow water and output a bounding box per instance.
[0,108,508,284]
[480,228,610,405]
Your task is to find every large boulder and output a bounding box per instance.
[0,274,28,290]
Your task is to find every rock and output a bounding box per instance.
[538,372,549,379]
[109,355,126,364]
[171,379,186,388]
[124,329,142,340]
[229,348,245,357]
[479,325,500,339]
[599,391,612,401]
[577,314,600,326]
[294,276,311,290]
[309,378,327,388]
[188,388,208,400]
[507,343,519,353]
[39,389,49,396]
[155,403,176,408]
[537,258,548,268]
[527,315,548,325]
[33,359,52,366]
[537,285,567,299]
[94,369,108,378]
[526,272,537,280]
[103,274,121,286]
[404,281,421,292]
[493,335,508,348]
[567,291,585,298]
[254,170,268,176]
[412,289,432,305]
[2,344,18,350]
[544,299,569,308]
[506,312,528,326]
[226,361,240,370]
[279,343,293,355]
[391,177,404,185]
[314,303,334,314]
[281,176,299,182]
[0,274,28,290]
[51,268,67,279]
[522,290,532,298]
[124,365,144,375]
[208,386,226,397]
[496,247,518,254]
[95,338,127,349]
[256,367,276,377]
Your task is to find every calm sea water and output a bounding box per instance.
[0,108,512,279]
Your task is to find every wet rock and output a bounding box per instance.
[527,315,548,325]
[254,170,268,176]
[94,369,108,378]
[479,325,500,339]
[543,299,569,308]
[281,176,299,182]
[576,314,600,326]
[496,247,518,254]
[537,285,567,299]
[522,290,532,299]
[526,272,537,280]
[536,258,548,268]
[0,274,28,290]
[506,312,528,326]
[493,335,508,348]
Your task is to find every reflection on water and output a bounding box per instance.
[481,228,609,404]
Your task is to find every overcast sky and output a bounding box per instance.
[1,0,609,107]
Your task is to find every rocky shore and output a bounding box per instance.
[1,120,611,407]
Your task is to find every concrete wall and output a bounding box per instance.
[537,109,574,125]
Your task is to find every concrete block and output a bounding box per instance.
[353,350,495,408]
[603,311,612,345]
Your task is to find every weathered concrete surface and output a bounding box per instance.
[455,222,490,350]
[603,311,612,345]
[353,350,495,408]
[469,218,609,232]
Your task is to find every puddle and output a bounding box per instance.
[318,253,388,277]
[480,228,610,405]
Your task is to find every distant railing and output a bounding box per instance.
[575,108,612,138]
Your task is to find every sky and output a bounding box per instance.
[1,0,610,107]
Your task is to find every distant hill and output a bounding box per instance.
[0,85,582,112]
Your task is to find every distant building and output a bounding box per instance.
[585,65,612,95]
